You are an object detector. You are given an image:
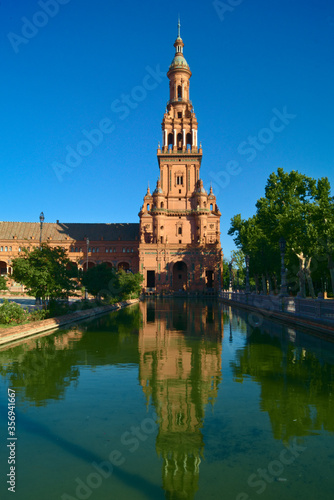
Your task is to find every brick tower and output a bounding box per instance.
[139,21,222,293]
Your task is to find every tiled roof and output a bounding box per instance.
[0,222,139,242]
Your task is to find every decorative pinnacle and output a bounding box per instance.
[178,16,181,38]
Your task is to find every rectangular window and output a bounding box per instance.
[18,247,21,252]
[5,247,7,252]
[9,247,12,251]
[1,246,3,252]
[96,248,99,253]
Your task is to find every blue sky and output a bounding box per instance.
[1,0,333,258]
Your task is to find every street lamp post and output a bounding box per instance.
[85,237,89,299]
[86,237,89,272]
[245,254,250,294]
[279,237,288,296]
[237,269,240,291]
[39,212,45,246]
[36,212,45,306]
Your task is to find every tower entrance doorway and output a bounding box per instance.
[147,270,155,288]
[173,261,187,291]
[206,270,214,288]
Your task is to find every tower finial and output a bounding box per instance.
[178,15,181,38]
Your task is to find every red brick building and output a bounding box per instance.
[0,23,222,293]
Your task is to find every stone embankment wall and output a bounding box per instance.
[0,299,139,347]
[219,291,334,338]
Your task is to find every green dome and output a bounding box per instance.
[169,54,190,71]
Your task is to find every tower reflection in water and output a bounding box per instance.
[138,299,223,499]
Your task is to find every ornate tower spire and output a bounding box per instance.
[138,21,223,294]
[160,24,197,154]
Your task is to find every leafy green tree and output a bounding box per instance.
[229,168,334,297]
[116,269,143,300]
[255,169,318,297]
[230,249,246,289]
[82,263,115,298]
[311,177,334,294]
[12,244,76,302]
[82,264,143,301]
[229,214,280,293]
[222,258,230,289]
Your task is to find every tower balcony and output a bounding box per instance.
[159,146,202,155]
[167,98,193,108]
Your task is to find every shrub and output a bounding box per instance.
[28,309,48,321]
[0,276,7,291]
[0,299,29,325]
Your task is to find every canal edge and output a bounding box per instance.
[0,299,140,347]
[219,297,334,341]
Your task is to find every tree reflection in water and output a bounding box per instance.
[230,316,334,442]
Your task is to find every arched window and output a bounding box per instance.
[147,204,150,211]
[178,85,182,99]
[186,133,192,150]
[178,227,182,235]
[210,204,213,211]
[177,133,182,150]
[168,133,173,151]
[160,202,164,208]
